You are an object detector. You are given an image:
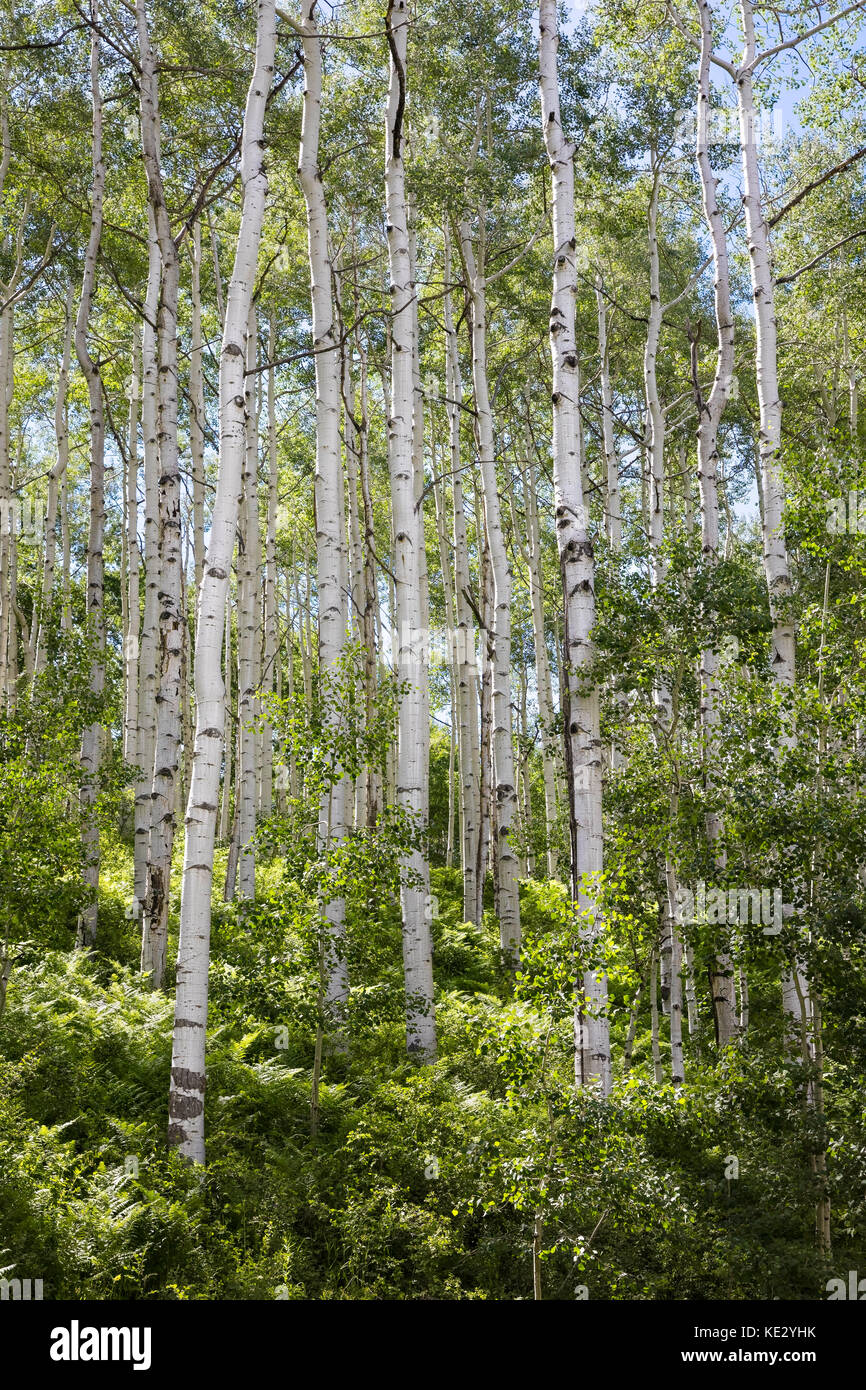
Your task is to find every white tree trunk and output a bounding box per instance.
[443,227,479,921]
[122,326,141,762]
[385,0,435,1055]
[539,0,609,1093]
[295,3,349,1007]
[169,0,277,1162]
[696,0,737,1048]
[457,218,521,960]
[524,435,559,878]
[237,306,260,898]
[75,13,107,948]
[138,0,184,989]
[34,286,75,676]
[735,0,805,1035]
[190,219,206,594]
[595,278,620,549]
[134,207,162,916]
[261,314,278,821]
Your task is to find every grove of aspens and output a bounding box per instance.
[1,0,865,1306]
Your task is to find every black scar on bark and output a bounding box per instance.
[172,1067,206,1092]
[169,1093,204,1120]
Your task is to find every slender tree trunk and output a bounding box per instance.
[443,227,479,920]
[168,0,278,1162]
[134,207,162,917]
[385,0,435,1055]
[237,307,260,898]
[458,216,521,960]
[261,314,278,821]
[138,0,184,988]
[524,436,559,878]
[696,0,738,1048]
[34,287,75,676]
[123,326,141,762]
[190,220,206,594]
[650,946,663,1084]
[75,12,107,949]
[295,3,350,1008]
[595,277,620,548]
[218,591,233,843]
[539,0,609,1092]
[735,0,806,1034]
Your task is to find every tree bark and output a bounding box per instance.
[168,0,278,1162]
[539,0,609,1093]
[385,0,435,1055]
[74,10,107,949]
[457,216,521,961]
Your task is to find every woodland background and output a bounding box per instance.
[0,0,865,1300]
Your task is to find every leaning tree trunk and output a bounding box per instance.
[539,0,609,1093]
[385,0,435,1056]
[168,0,278,1163]
[74,12,107,949]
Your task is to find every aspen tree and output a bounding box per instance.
[522,426,559,878]
[539,0,609,1093]
[261,315,278,821]
[169,0,278,1162]
[457,217,521,960]
[190,221,206,594]
[133,209,161,916]
[218,591,233,843]
[734,0,804,1036]
[290,0,349,1006]
[385,0,435,1055]
[137,0,184,988]
[34,287,74,677]
[475,489,493,928]
[595,278,620,549]
[237,306,260,898]
[694,0,737,1047]
[443,226,479,920]
[75,8,107,948]
[122,327,141,763]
